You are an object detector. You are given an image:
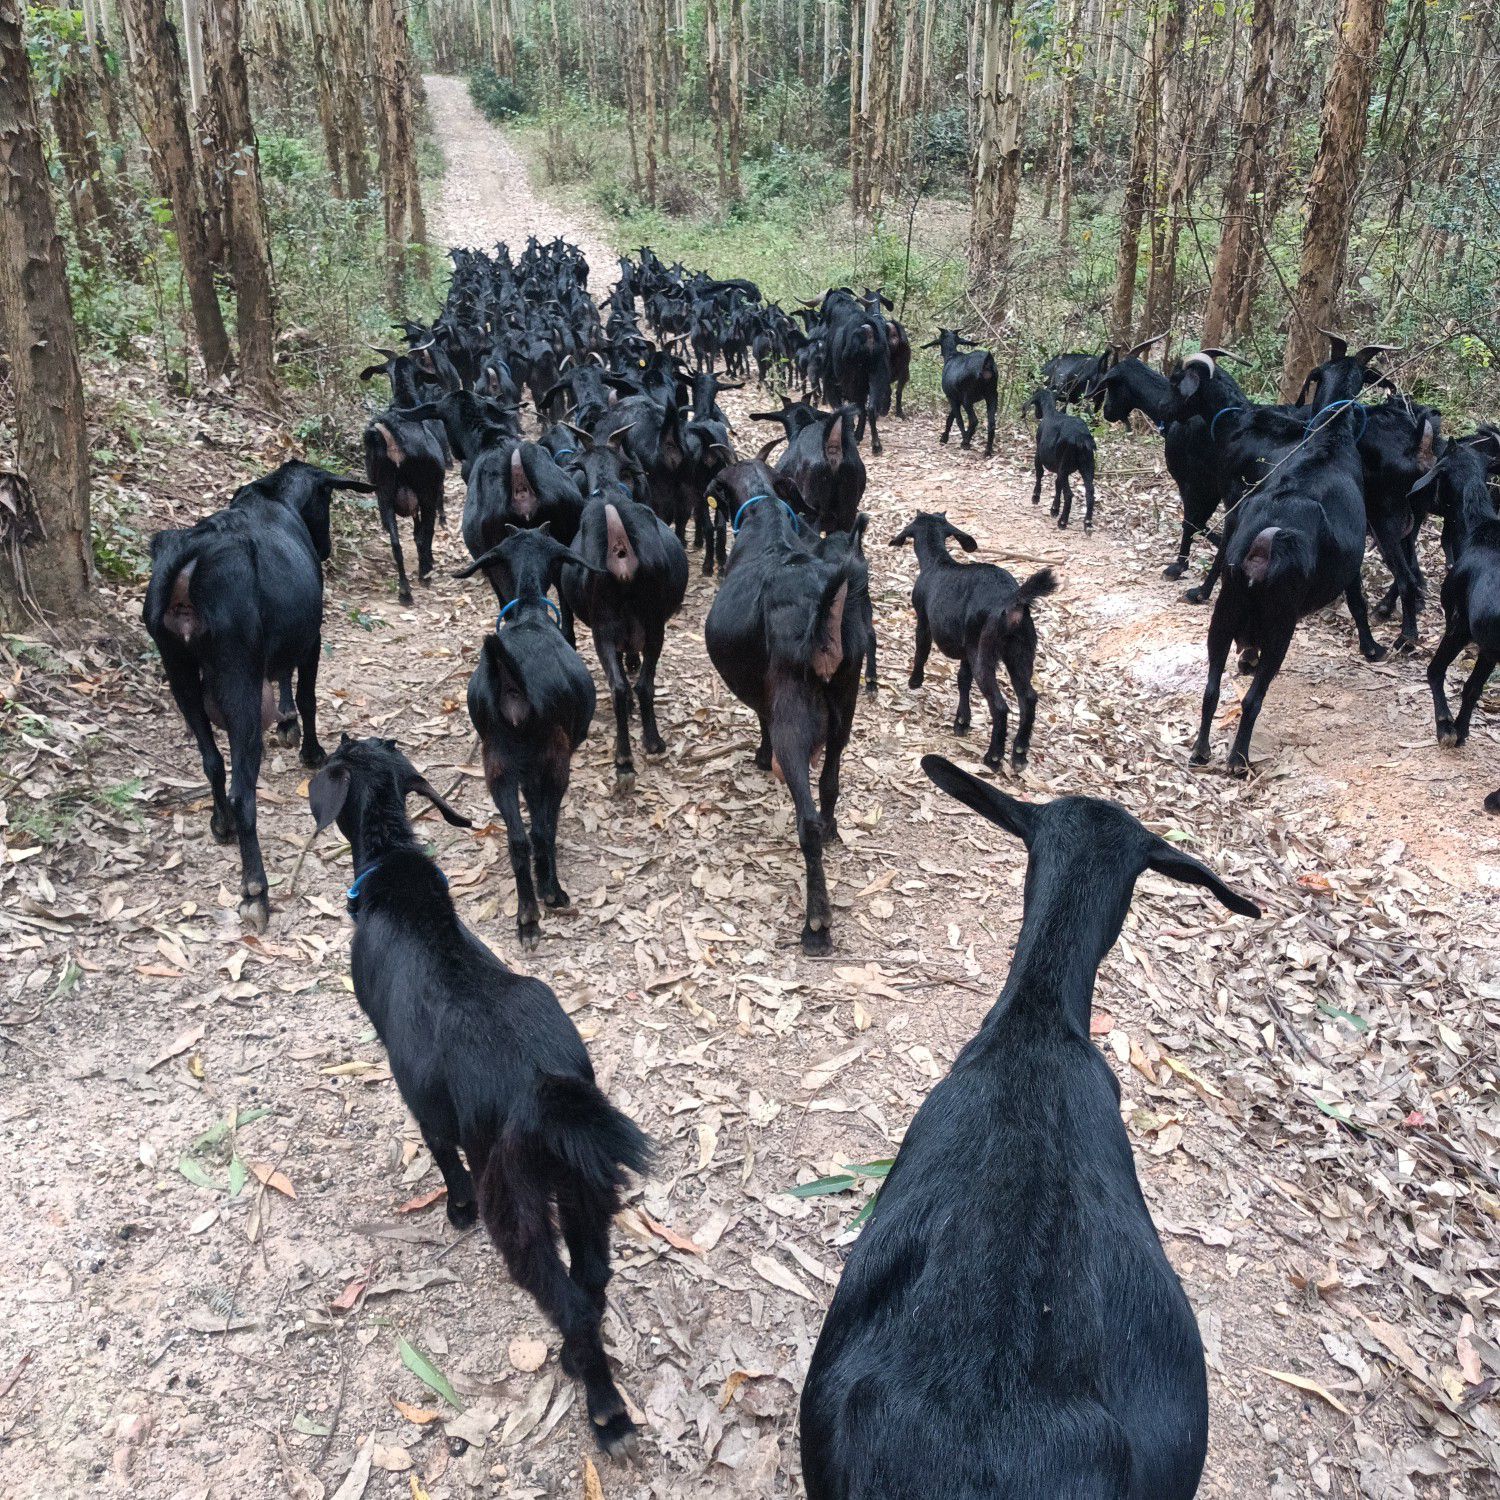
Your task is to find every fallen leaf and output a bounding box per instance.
[398,1337,463,1411]
[583,1455,605,1500]
[800,1043,863,1092]
[250,1162,296,1198]
[330,1433,374,1500]
[391,1398,442,1425]
[499,1373,555,1445]
[396,1186,446,1214]
[1255,1366,1351,1415]
[638,1209,706,1258]
[372,1443,412,1473]
[509,1337,548,1372]
[750,1252,816,1302]
[148,1023,205,1072]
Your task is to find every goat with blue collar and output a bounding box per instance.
[455,527,603,948]
[560,493,689,791]
[700,449,809,579]
[308,735,650,1458]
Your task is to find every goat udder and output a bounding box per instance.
[394,486,420,518]
[203,679,279,731]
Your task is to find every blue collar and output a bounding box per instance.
[1315,398,1368,443]
[552,446,576,459]
[732,493,803,533]
[346,858,449,917]
[1209,405,1244,440]
[498,596,563,628]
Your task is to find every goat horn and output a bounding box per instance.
[1185,351,1217,376]
[1127,331,1168,358]
[1199,347,1248,365]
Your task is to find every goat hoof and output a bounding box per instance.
[1228,755,1250,779]
[1363,644,1388,663]
[1485,790,1500,815]
[1391,635,1416,656]
[800,926,832,956]
[1436,719,1457,747]
[446,1197,478,1230]
[864,679,878,696]
[983,752,1004,771]
[239,893,270,933]
[397,591,414,606]
[301,743,328,769]
[643,735,667,757]
[1188,749,1211,768]
[614,768,636,794]
[1010,753,1028,772]
[1183,588,1209,605]
[1056,517,1069,530]
[274,718,300,749]
[952,718,970,735]
[591,1408,639,1460]
[1162,561,1187,580]
[1373,600,1395,621]
[1084,523,1094,534]
[210,809,236,845]
[907,673,924,690]
[1237,649,1260,675]
[544,886,570,909]
[517,920,541,951]
[822,817,840,843]
[753,749,772,772]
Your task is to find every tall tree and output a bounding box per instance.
[120,0,233,378]
[0,0,92,626]
[970,0,1024,280]
[205,0,277,402]
[1280,0,1389,396]
[371,0,425,303]
[1202,0,1275,347]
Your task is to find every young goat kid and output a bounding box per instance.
[926,329,998,456]
[308,737,650,1455]
[456,528,602,947]
[1024,388,1099,530]
[890,513,1056,770]
[800,754,1260,1500]
[1412,441,1500,813]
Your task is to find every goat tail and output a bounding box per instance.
[1012,566,1060,616]
[980,353,997,383]
[536,1074,653,1198]
[142,529,195,637]
[980,567,1059,679]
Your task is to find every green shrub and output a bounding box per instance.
[469,66,531,123]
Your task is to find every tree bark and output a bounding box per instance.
[1202,0,1274,346]
[0,0,92,626]
[1279,0,1389,397]
[121,0,233,378]
[1055,0,1079,247]
[970,0,1023,280]
[706,0,727,200]
[727,0,745,200]
[204,0,277,402]
[371,0,422,304]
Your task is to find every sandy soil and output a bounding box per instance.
[0,75,1496,1500]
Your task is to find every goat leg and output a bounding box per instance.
[866,405,882,457]
[1163,518,1196,580]
[1183,540,1226,606]
[863,629,878,696]
[940,400,957,445]
[908,613,933,689]
[984,396,997,457]
[425,1135,477,1229]
[1453,650,1497,749]
[598,639,636,790]
[166,661,232,842]
[636,622,668,757]
[754,712,773,772]
[527,772,570,909]
[1427,617,1469,745]
[415,503,437,586]
[1031,457,1044,507]
[557,1178,616,1316]
[1001,631,1040,770]
[1081,459,1097,533]
[220,675,270,931]
[1344,582,1388,663]
[953,661,973,734]
[818,701,854,844]
[495,777,542,949]
[774,721,832,955]
[273,673,300,748]
[383,502,414,606]
[1226,628,1293,777]
[294,639,327,768]
[1190,605,1235,767]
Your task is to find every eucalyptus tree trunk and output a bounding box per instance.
[1280,0,1389,397]
[1203,0,1274,346]
[635,0,658,204]
[206,0,277,401]
[727,0,745,199]
[1055,0,1079,247]
[0,0,92,627]
[121,0,232,378]
[970,0,1023,280]
[706,0,727,199]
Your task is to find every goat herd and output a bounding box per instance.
[139,237,1495,1494]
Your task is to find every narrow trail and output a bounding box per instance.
[0,78,1494,1500]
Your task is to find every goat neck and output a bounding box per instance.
[984,828,1140,1039]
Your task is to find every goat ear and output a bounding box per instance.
[405,774,473,828]
[920,754,1036,847]
[1145,841,1261,919]
[308,765,350,833]
[888,522,913,547]
[453,542,508,580]
[950,527,979,553]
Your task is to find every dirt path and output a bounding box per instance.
[1,81,1496,1500]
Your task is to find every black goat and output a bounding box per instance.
[1042,346,1111,404]
[560,496,689,789]
[456,529,601,948]
[145,462,370,929]
[1413,441,1500,813]
[805,289,893,455]
[361,408,447,607]
[926,329,998,456]
[462,441,585,587]
[1024,388,1098,530]
[800,753,1258,1500]
[704,496,869,953]
[751,399,867,535]
[1190,403,1386,775]
[702,453,804,580]
[890,513,1056,769]
[307,737,649,1456]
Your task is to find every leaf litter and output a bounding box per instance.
[0,76,1497,1500]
